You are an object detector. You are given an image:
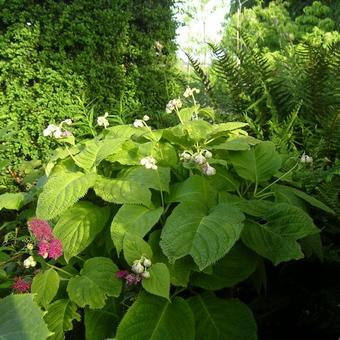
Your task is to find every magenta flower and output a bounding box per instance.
[12,277,31,293]
[28,218,53,241]
[38,241,50,258]
[48,239,63,259]
[116,270,129,279]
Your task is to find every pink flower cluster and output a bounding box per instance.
[28,218,63,260]
[12,277,31,293]
[116,270,142,285]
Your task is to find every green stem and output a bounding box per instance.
[47,263,73,277]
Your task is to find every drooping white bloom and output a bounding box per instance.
[97,112,109,128]
[143,115,150,121]
[166,98,182,113]
[301,152,313,164]
[202,150,212,159]
[43,124,58,137]
[131,261,145,274]
[133,119,144,128]
[202,163,216,176]
[143,258,152,268]
[183,87,200,98]
[142,271,150,279]
[194,153,206,165]
[140,156,158,170]
[180,151,192,161]
[53,127,63,139]
[23,256,36,269]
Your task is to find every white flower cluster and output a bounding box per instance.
[97,112,109,128]
[23,256,36,269]
[301,152,313,165]
[131,256,152,279]
[183,87,200,98]
[43,119,72,139]
[166,98,182,113]
[140,156,157,170]
[180,149,216,176]
[133,115,150,128]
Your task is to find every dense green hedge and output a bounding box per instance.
[0,0,179,164]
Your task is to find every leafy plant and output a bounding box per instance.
[0,97,332,339]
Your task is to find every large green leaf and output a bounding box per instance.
[191,242,257,290]
[94,176,151,206]
[160,202,245,270]
[189,292,257,340]
[85,300,119,340]
[240,201,319,265]
[211,136,260,151]
[120,166,171,192]
[44,299,81,340]
[74,138,125,172]
[111,204,162,254]
[273,184,334,214]
[167,175,217,207]
[116,293,195,340]
[0,192,26,211]
[229,141,281,183]
[67,257,122,309]
[36,172,96,220]
[142,263,170,300]
[54,201,110,262]
[0,294,52,340]
[31,269,60,309]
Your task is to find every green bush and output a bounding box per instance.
[0,0,180,166]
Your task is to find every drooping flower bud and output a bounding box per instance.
[142,271,150,279]
[143,258,152,268]
[131,262,145,274]
[194,153,206,165]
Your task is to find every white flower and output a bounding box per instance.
[140,156,158,170]
[142,271,150,279]
[97,112,109,128]
[53,127,63,139]
[183,87,200,98]
[202,150,212,159]
[202,163,216,176]
[194,153,206,165]
[143,258,152,268]
[43,124,58,137]
[27,243,34,251]
[301,152,313,164]
[132,262,144,274]
[166,98,182,113]
[23,256,36,268]
[180,151,192,161]
[133,119,144,128]
[26,22,32,26]
[143,115,150,122]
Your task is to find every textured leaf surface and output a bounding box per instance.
[167,175,216,207]
[240,202,319,265]
[191,242,257,290]
[142,263,170,300]
[160,202,245,270]
[116,293,195,340]
[121,166,171,192]
[74,138,125,171]
[54,201,110,262]
[229,141,281,182]
[31,269,60,309]
[94,176,151,206]
[44,299,80,340]
[0,192,26,211]
[67,257,122,309]
[111,204,162,254]
[0,294,51,340]
[189,292,257,340]
[36,172,96,220]
[85,300,119,340]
